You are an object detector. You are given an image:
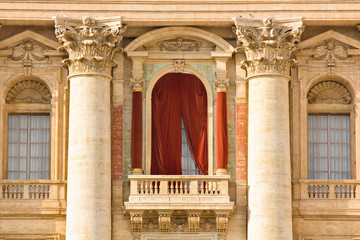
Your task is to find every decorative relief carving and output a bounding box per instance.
[6,80,51,104]
[158,38,201,51]
[214,78,229,92]
[312,41,349,71]
[307,81,352,104]
[10,41,47,62]
[130,78,145,92]
[188,214,200,232]
[53,16,127,76]
[158,214,171,232]
[233,17,304,77]
[174,59,185,73]
[131,214,143,232]
[216,214,228,232]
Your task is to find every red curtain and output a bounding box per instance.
[151,73,208,175]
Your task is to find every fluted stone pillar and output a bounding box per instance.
[233,17,304,240]
[54,16,126,240]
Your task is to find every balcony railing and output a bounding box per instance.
[125,175,233,209]
[124,175,234,233]
[293,179,360,218]
[0,180,66,215]
[294,179,360,200]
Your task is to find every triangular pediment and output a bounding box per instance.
[0,30,59,50]
[298,30,360,50]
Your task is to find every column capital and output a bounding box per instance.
[233,17,304,78]
[130,78,145,92]
[215,78,229,92]
[53,16,127,77]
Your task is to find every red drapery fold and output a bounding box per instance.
[151,73,208,175]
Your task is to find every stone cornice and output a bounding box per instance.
[53,16,127,76]
[233,17,304,78]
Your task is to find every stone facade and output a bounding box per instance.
[0,1,360,240]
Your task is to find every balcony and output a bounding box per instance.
[293,179,360,218]
[0,180,67,215]
[124,175,234,233]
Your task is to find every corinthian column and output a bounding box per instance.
[233,17,304,240]
[54,16,126,240]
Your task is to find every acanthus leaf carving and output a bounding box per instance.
[130,78,145,92]
[214,78,229,92]
[53,16,127,76]
[158,38,201,51]
[233,17,304,77]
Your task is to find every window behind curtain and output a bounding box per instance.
[308,114,350,179]
[181,118,200,175]
[8,114,50,179]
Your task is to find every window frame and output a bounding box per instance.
[306,103,355,179]
[3,103,53,180]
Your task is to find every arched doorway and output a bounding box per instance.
[151,73,208,175]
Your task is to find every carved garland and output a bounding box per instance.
[307,81,351,104]
[6,80,52,104]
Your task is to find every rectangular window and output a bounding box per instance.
[8,114,50,179]
[308,114,350,179]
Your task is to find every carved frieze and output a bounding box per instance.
[158,38,201,51]
[307,81,352,104]
[53,16,126,76]
[233,17,304,77]
[6,80,51,104]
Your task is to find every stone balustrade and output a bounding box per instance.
[294,179,360,200]
[124,175,234,234]
[0,180,67,215]
[293,179,360,218]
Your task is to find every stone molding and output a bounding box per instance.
[307,80,352,104]
[53,16,126,76]
[233,17,304,78]
[6,79,52,104]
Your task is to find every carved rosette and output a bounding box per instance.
[233,17,304,78]
[53,16,127,76]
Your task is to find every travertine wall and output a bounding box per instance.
[0,4,360,239]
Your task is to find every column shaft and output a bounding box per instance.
[131,91,143,172]
[67,75,111,240]
[216,91,228,174]
[247,75,292,240]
